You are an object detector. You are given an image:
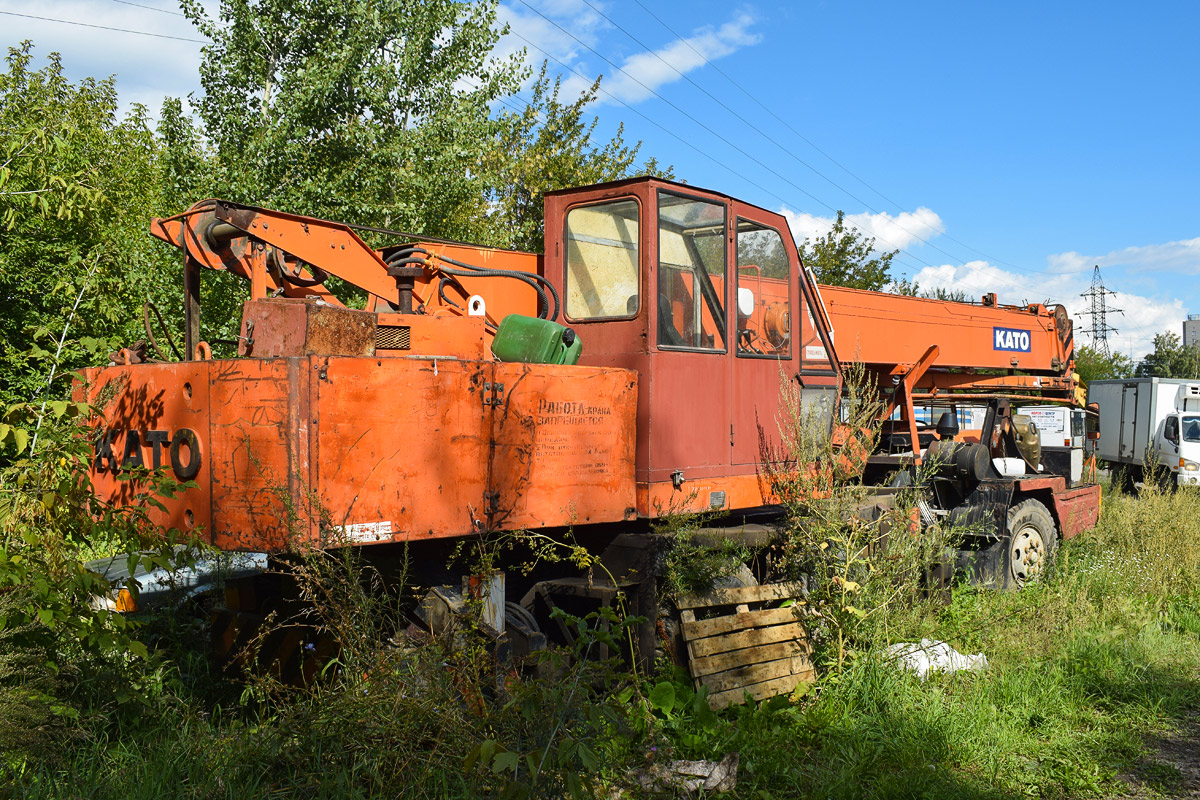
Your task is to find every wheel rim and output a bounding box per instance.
[1009,525,1046,585]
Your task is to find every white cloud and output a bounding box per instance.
[0,0,211,115]
[1048,237,1200,276]
[580,13,761,104]
[498,4,761,106]
[781,206,945,252]
[496,1,604,78]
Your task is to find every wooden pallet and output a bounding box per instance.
[677,582,814,709]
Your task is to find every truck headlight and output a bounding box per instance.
[1183,461,1200,472]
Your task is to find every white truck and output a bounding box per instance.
[1087,378,1200,491]
[1018,405,1089,485]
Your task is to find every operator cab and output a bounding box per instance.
[542,177,839,513]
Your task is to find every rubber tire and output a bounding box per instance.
[1004,499,1058,589]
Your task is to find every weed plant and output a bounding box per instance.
[759,362,962,672]
[0,401,202,779]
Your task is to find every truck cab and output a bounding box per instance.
[1153,384,1200,488]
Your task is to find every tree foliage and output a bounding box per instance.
[799,211,898,290]
[0,43,177,408]
[1074,344,1134,385]
[1135,331,1200,379]
[180,0,523,240]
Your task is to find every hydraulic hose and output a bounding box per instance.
[383,247,559,321]
[431,252,559,322]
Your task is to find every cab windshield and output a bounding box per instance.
[1184,416,1200,443]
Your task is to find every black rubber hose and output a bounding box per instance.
[437,277,463,311]
[384,247,558,321]
[385,256,428,271]
[435,263,552,320]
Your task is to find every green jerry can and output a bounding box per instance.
[490,314,583,365]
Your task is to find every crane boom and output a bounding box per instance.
[819,285,1078,401]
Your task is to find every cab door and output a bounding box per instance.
[647,189,732,484]
[730,205,838,467]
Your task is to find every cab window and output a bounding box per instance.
[657,192,726,350]
[735,220,790,357]
[564,199,640,320]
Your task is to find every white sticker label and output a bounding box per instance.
[1025,408,1065,436]
[338,521,393,543]
[805,345,827,360]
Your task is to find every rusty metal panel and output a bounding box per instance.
[240,299,376,358]
[490,363,637,530]
[83,362,213,540]
[312,356,492,546]
[636,474,771,518]
[208,358,308,552]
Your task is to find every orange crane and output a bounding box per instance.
[81,176,1098,678]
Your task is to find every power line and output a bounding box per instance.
[107,0,187,17]
[626,0,1043,277]
[579,0,984,270]
[503,29,841,239]
[505,17,1059,305]
[512,0,948,271]
[513,1,1073,305]
[0,10,205,43]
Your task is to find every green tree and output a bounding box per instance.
[889,277,969,302]
[180,0,523,240]
[483,64,671,253]
[0,43,175,408]
[1135,331,1200,379]
[1074,344,1134,384]
[799,211,898,290]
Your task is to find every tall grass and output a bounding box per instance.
[654,487,1200,799]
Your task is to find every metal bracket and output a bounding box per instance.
[482,382,505,407]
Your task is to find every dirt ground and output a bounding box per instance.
[1117,710,1200,798]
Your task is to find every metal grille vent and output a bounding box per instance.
[375,325,411,350]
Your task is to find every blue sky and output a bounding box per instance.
[3,0,1197,360]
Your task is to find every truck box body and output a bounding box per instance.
[1088,378,1194,466]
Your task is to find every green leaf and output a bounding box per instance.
[576,743,599,772]
[649,681,676,714]
[492,751,519,774]
[12,428,29,454]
